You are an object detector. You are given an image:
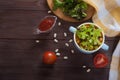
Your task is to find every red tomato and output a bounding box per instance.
[94,53,108,68]
[43,51,57,64]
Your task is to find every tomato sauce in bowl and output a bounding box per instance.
[37,16,57,33]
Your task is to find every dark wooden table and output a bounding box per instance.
[0,0,120,80]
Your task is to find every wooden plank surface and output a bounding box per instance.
[0,0,120,80]
[0,0,48,10]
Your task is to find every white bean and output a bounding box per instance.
[65,43,69,47]
[86,69,91,72]
[69,39,73,43]
[48,10,52,14]
[58,22,61,26]
[71,50,74,53]
[54,39,58,43]
[56,53,61,56]
[54,33,57,38]
[64,32,67,37]
[64,56,68,60]
[35,40,40,43]
[82,65,86,68]
[55,49,59,53]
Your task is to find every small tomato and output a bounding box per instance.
[94,53,108,68]
[43,51,57,64]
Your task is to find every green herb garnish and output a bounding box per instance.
[76,24,102,51]
[53,0,88,20]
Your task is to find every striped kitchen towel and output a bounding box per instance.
[109,40,120,80]
[84,0,120,37]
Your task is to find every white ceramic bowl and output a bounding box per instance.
[69,22,109,54]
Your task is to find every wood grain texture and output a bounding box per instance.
[0,0,120,80]
[0,0,48,10]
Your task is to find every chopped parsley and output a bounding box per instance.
[76,24,103,51]
[53,0,88,20]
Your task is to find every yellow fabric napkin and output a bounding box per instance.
[84,0,120,37]
[109,40,120,80]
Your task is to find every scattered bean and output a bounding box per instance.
[56,53,61,56]
[54,39,58,43]
[58,22,61,26]
[54,33,57,38]
[86,69,91,72]
[48,10,52,14]
[69,39,73,43]
[71,50,74,53]
[55,49,59,53]
[64,56,68,60]
[35,40,40,43]
[64,32,67,37]
[65,43,69,47]
[82,65,86,68]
